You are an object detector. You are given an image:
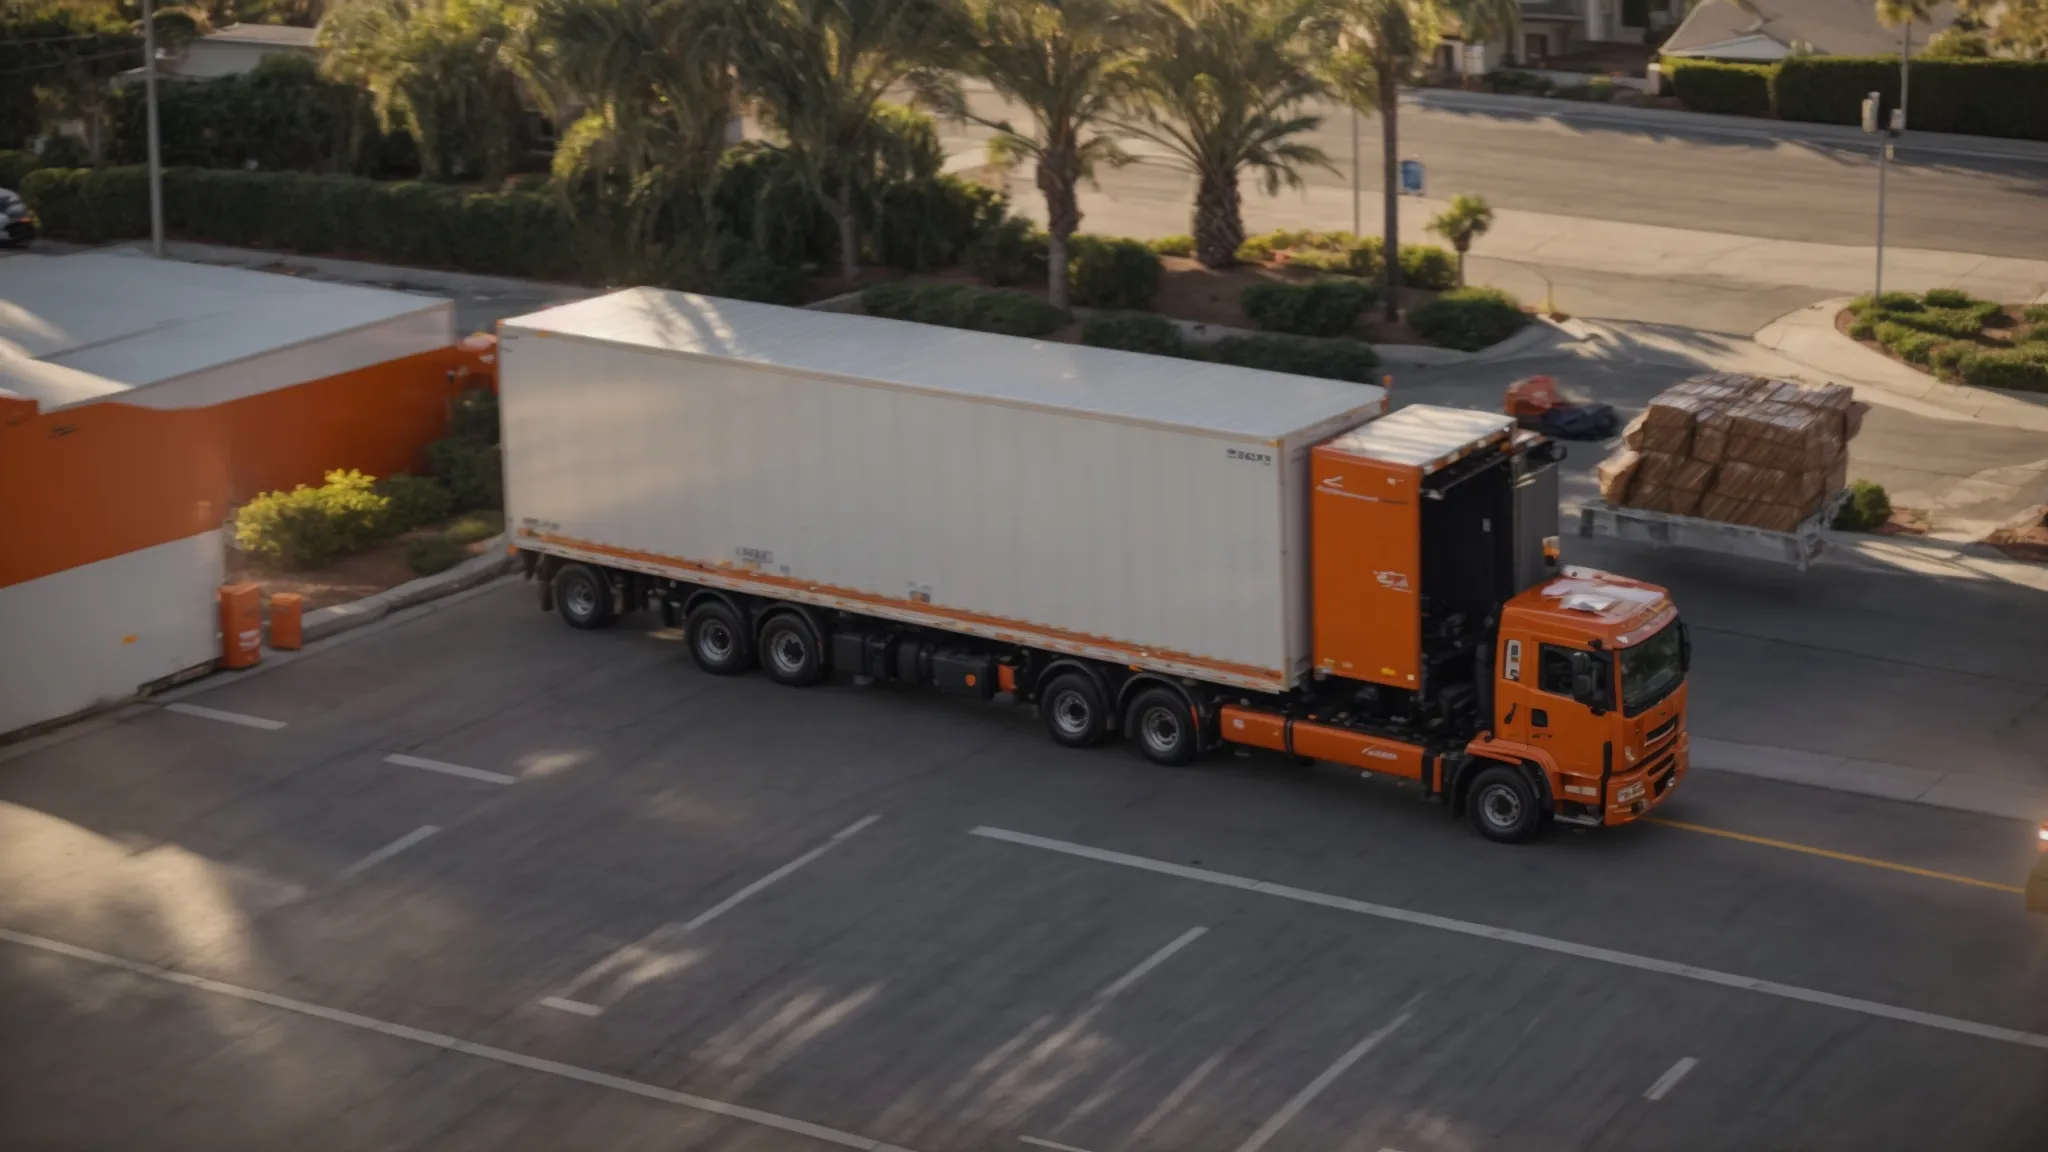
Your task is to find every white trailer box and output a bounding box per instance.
[499,289,1386,692]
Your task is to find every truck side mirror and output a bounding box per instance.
[1569,651,1596,702]
[1679,621,1692,673]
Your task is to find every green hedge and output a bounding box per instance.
[1832,480,1892,531]
[1068,235,1162,309]
[1774,57,2048,141]
[870,176,1005,272]
[2023,304,2048,325]
[1664,59,1775,118]
[1240,280,1375,337]
[1874,321,1944,365]
[235,469,398,568]
[21,166,581,279]
[860,282,1068,338]
[1959,347,2048,393]
[0,148,41,189]
[1408,287,1529,352]
[1205,333,1379,382]
[107,54,388,176]
[1080,311,1185,356]
[965,216,1049,286]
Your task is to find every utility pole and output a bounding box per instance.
[141,0,164,258]
[1350,105,1361,235]
[1863,92,1901,299]
[1898,21,1912,129]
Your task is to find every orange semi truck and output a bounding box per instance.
[499,290,1689,842]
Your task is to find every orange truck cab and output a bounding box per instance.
[1219,406,1689,842]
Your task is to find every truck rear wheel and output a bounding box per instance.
[1040,673,1108,749]
[555,564,615,629]
[758,614,826,687]
[1126,687,1199,766]
[686,601,754,676]
[1468,765,1545,844]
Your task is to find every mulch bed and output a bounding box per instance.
[1834,303,2035,375]
[226,526,499,612]
[1983,505,2048,563]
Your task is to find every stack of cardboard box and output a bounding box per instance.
[1597,374,1867,532]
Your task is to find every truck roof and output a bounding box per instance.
[1319,405,1516,471]
[501,288,1387,441]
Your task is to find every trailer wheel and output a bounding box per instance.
[1468,765,1545,844]
[1125,687,1199,766]
[757,614,826,687]
[686,601,755,676]
[555,564,615,630]
[1040,673,1109,749]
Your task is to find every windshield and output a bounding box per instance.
[1619,621,1684,716]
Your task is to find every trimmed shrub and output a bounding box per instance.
[234,470,390,568]
[107,54,380,176]
[870,176,1006,272]
[967,289,1068,337]
[862,282,1066,337]
[2024,304,2048,325]
[1847,310,1882,340]
[965,215,1049,287]
[2016,325,2048,347]
[1920,287,1977,308]
[1773,57,2048,141]
[1882,306,1991,340]
[1206,334,1380,382]
[1239,229,1379,277]
[427,388,502,512]
[1928,341,1977,377]
[445,511,505,545]
[405,535,469,577]
[1959,348,2048,393]
[1399,244,1458,291]
[1080,311,1184,357]
[1240,280,1376,337]
[1148,235,1194,257]
[0,149,41,190]
[860,281,921,320]
[1874,321,1945,365]
[1068,234,1163,309]
[1665,59,1775,118]
[1408,287,1529,352]
[907,283,977,327]
[707,247,804,305]
[1832,480,1892,532]
[374,475,454,535]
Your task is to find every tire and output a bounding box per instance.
[1125,687,1199,766]
[1039,672,1109,749]
[1468,765,1545,844]
[686,601,754,676]
[554,564,615,630]
[757,613,826,687]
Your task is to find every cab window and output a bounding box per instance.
[1537,644,1576,696]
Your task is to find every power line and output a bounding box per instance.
[0,47,143,78]
[0,31,135,47]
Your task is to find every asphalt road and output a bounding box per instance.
[3,577,2044,1152]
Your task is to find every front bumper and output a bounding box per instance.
[1603,732,1687,826]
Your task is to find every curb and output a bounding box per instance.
[1690,737,2048,825]
[300,534,518,644]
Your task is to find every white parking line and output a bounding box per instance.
[384,753,517,786]
[543,814,882,1015]
[1019,1138,1094,1152]
[0,927,915,1151]
[1232,1010,1414,1152]
[1644,1056,1699,1101]
[538,996,604,1017]
[340,826,440,879]
[969,826,2048,1053]
[163,703,286,730]
[1093,926,1207,1005]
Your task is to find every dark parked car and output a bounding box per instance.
[1,188,35,247]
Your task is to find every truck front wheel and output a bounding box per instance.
[686,602,755,676]
[1468,765,1546,844]
[1126,687,1199,766]
[1040,673,1109,749]
[555,564,615,630]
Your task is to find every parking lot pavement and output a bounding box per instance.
[4,582,2046,1151]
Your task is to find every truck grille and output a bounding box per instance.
[1644,714,1680,748]
[1650,755,1678,796]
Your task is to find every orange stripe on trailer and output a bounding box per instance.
[523,532,1290,693]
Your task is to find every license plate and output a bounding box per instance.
[1616,781,1646,804]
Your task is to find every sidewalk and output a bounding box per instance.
[1693,737,2048,824]
[1402,88,2048,167]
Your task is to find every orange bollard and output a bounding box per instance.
[2030,822,2048,914]
[219,583,263,669]
[269,592,304,651]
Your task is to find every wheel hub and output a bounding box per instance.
[565,582,599,619]
[1481,784,1523,830]
[1141,706,1180,754]
[1053,693,1092,736]
[769,632,807,675]
[699,621,734,661]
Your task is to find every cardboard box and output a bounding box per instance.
[1637,451,1718,494]
[1598,449,1642,504]
[1722,401,1844,473]
[1627,480,1702,517]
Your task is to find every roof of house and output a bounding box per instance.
[197,22,319,49]
[0,251,447,409]
[1661,0,1958,60]
[501,288,1388,441]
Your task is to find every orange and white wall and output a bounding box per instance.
[1,301,465,737]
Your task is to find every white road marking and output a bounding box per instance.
[969,826,2048,1053]
[1093,926,1207,1005]
[339,826,440,879]
[538,996,604,1017]
[163,703,285,730]
[384,753,517,786]
[1019,1138,1095,1152]
[1231,1010,1414,1152]
[0,927,914,1151]
[1644,1056,1699,1101]
[543,814,883,1016]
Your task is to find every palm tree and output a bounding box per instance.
[1110,0,1332,269]
[1875,0,1936,122]
[527,0,731,187]
[935,0,1135,307]
[319,0,530,183]
[1427,191,1490,287]
[1325,0,1516,319]
[711,0,964,283]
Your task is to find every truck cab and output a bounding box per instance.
[1484,570,1690,830]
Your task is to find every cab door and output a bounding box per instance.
[1494,634,1534,745]
[1527,641,1613,785]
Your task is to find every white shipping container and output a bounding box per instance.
[499,290,1386,691]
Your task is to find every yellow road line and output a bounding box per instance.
[1647,817,2027,895]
